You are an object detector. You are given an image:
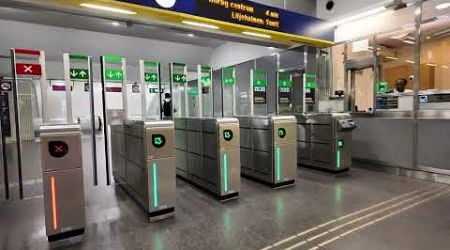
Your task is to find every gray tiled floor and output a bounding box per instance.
[0,137,449,249]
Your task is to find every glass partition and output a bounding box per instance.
[419,9,450,110]
[375,27,416,112]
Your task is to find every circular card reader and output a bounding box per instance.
[48,141,69,158]
[152,134,166,148]
[278,128,286,138]
[223,130,233,141]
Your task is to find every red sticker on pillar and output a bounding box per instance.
[16,63,42,76]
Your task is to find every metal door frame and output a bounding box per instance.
[344,58,378,112]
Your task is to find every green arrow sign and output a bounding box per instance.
[278,80,293,88]
[253,79,267,87]
[173,74,187,84]
[105,69,124,82]
[223,77,235,85]
[306,82,317,89]
[145,72,158,83]
[305,74,316,89]
[70,68,89,80]
[201,76,212,86]
[152,134,166,148]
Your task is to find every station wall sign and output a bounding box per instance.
[117,0,334,41]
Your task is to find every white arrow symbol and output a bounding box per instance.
[79,71,87,77]
[70,70,78,77]
[24,65,33,73]
[181,75,186,81]
[175,75,180,81]
[107,71,114,78]
[115,72,122,78]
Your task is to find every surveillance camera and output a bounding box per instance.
[326,1,335,11]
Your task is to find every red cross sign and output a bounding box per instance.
[16,63,42,76]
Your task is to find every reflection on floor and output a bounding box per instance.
[1,162,449,250]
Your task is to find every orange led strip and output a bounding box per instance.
[50,176,58,230]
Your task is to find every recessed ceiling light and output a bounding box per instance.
[182,20,219,30]
[111,21,120,27]
[426,63,437,67]
[385,56,398,60]
[268,47,276,50]
[242,31,271,39]
[405,60,415,64]
[80,3,137,15]
[442,65,449,69]
[436,3,450,10]
[403,40,415,45]
[187,33,195,37]
[426,36,432,39]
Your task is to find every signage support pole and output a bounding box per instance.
[197,65,203,118]
[100,56,111,186]
[250,69,255,116]
[140,60,147,120]
[87,57,98,186]
[10,49,23,199]
[0,107,9,200]
[63,53,73,124]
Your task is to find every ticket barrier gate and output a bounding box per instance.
[110,120,176,221]
[297,113,356,173]
[175,117,240,201]
[40,125,85,241]
[238,116,297,188]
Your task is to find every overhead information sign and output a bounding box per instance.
[116,0,334,42]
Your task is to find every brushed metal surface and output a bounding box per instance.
[43,169,85,237]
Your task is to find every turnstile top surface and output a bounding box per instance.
[125,120,174,128]
[296,113,352,124]
[40,124,81,133]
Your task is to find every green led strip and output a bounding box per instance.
[223,153,228,193]
[276,146,281,182]
[152,162,158,208]
[337,150,341,169]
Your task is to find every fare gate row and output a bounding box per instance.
[0,48,357,243]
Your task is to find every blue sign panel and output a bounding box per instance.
[118,0,334,41]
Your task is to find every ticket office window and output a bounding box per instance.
[418,10,450,110]
[375,29,416,112]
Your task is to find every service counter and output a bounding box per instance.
[351,111,450,177]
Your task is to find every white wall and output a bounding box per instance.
[210,42,281,69]
[317,0,391,20]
